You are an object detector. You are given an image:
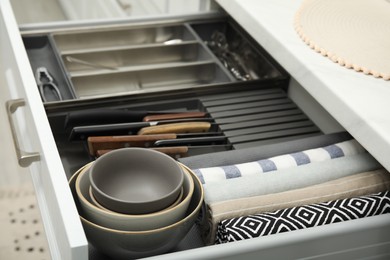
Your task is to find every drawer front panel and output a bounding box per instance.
[0,1,88,259]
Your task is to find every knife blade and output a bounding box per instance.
[142,112,207,122]
[153,136,228,147]
[64,108,206,129]
[69,118,215,141]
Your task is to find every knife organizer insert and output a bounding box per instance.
[46,80,319,177]
[22,18,286,102]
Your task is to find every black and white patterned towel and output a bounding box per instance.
[194,139,365,184]
[216,191,390,244]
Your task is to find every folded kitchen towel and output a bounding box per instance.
[179,132,352,169]
[215,190,390,244]
[194,139,365,184]
[203,152,381,204]
[201,168,390,245]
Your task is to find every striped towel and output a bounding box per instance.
[194,139,365,184]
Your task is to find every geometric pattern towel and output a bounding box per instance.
[194,139,365,184]
[215,190,390,244]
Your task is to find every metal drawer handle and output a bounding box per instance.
[6,99,40,167]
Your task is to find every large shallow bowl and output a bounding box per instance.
[90,148,184,214]
[69,162,204,259]
[75,161,194,231]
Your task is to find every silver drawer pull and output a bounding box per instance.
[6,99,40,167]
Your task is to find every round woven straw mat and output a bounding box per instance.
[294,0,390,80]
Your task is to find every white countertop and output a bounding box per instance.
[217,0,390,170]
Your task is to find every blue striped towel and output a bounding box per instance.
[194,139,366,184]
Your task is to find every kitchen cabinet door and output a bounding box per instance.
[0,0,88,259]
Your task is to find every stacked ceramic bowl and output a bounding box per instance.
[68,148,204,259]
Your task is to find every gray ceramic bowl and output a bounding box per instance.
[75,162,194,231]
[89,148,184,214]
[89,186,184,213]
[69,162,204,259]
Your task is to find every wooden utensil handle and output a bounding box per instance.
[138,122,211,135]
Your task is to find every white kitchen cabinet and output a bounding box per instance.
[1,0,390,259]
[57,0,216,20]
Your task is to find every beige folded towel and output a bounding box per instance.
[201,168,390,245]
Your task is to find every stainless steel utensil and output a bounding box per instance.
[65,56,117,70]
[207,31,252,81]
[35,67,63,102]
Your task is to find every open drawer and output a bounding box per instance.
[2,0,390,259]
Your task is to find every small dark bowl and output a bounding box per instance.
[89,148,184,214]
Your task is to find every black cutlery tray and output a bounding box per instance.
[22,17,288,104]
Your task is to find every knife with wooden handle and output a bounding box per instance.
[153,135,228,147]
[96,147,191,158]
[95,144,232,158]
[87,134,176,156]
[138,122,212,135]
[69,118,214,141]
[142,112,207,122]
[87,132,226,156]
[65,108,206,128]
